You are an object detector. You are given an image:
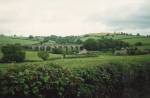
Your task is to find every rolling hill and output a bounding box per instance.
[80,33,142,41]
[0,35,39,46]
[80,33,150,49]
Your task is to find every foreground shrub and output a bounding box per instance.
[0,64,83,98]
[0,62,150,98]
[1,44,25,63]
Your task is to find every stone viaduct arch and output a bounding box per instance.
[28,44,82,53]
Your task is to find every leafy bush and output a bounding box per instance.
[38,51,49,61]
[0,64,83,98]
[127,47,149,55]
[52,48,63,54]
[135,42,143,46]
[1,62,150,98]
[66,53,98,59]
[1,44,25,63]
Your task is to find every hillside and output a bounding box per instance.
[80,33,141,41]
[122,37,150,45]
[0,33,150,49]
[123,37,150,49]
[0,36,39,45]
[80,33,150,49]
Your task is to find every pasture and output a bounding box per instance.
[0,36,39,45]
[80,34,140,41]
[123,37,150,45]
[0,50,150,70]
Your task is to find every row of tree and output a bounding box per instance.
[83,39,129,51]
[29,35,82,44]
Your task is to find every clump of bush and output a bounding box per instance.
[114,47,150,56]
[38,51,49,61]
[127,47,149,55]
[52,48,63,54]
[1,62,150,98]
[135,42,143,46]
[66,54,98,59]
[1,44,25,63]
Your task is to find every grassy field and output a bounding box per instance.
[25,51,62,61]
[0,51,150,70]
[0,36,39,45]
[122,37,150,45]
[51,54,150,69]
[123,37,150,49]
[0,34,150,70]
[80,34,140,41]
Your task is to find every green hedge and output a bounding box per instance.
[0,62,150,98]
[66,53,98,59]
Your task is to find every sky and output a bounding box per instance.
[0,0,150,36]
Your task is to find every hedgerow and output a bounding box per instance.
[0,62,150,98]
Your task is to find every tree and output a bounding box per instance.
[38,51,49,61]
[76,39,82,44]
[83,39,98,50]
[52,48,63,54]
[29,35,34,39]
[136,33,140,36]
[135,42,143,46]
[1,44,25,63]
[83,39,129,51]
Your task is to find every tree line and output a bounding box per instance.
[83,39,129,51]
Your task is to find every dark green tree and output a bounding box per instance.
[135,42,143,46]
[83,39,98,50]
[29,35,34,39]
[38,51,49,61]
[1,44,25,62]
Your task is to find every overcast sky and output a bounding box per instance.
[0,0,150,36]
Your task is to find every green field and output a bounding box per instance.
[0,36,39,45]
[80,34,140,41]
[25,51,62,61]
[0,51,150,70]
[123,37,150,45]
[0,34,150,69]
[123,37,150,49]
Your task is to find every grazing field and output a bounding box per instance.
[51,54,150,69]
[0,36,39,45]
[0,50,150,69]
[123,37,150,49]
[80,34,140,41]
[25,51,62,61]
[122,37,150,45]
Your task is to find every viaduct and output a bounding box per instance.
[26,44,83,52]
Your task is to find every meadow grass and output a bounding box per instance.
[0,50,150,70]
[123,37,150,45]
[80,34,139,41]
[25,51,62,61]
[0,36,39,45]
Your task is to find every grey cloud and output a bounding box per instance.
[0,0,150,36]
[86,0,150,34]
